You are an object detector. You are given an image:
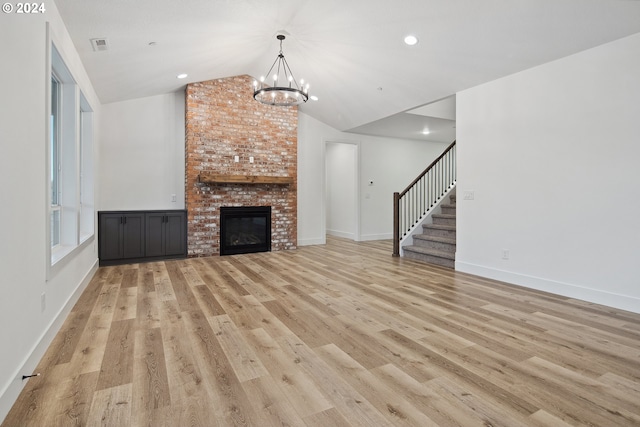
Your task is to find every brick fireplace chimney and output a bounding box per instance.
[185,75,297,257]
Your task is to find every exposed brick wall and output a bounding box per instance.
[185,75,297,257]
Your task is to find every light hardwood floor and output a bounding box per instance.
[3,237,640,426]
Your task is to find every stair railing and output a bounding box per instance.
[393,140,456,256]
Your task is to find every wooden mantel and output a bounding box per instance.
[198,173,294,185]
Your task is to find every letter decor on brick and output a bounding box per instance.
[185,75,298,257]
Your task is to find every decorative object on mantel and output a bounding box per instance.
[198,173,293,185]
[253,34,309,106]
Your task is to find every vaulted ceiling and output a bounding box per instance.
[54,0,640,142]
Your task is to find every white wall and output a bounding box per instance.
[456,32,640,313]
[297,113,343,245]
[297,112,450,245]
[0,1,101,420]
[358,135,449,241]
[100,92,186,210]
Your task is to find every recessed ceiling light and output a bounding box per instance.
[421,128,430,135]
[404,35,419,46]
[310,95,318,101]
[177,73,188,79]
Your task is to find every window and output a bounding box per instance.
[50,75,61,247]
[48,42,95,267]
[79,93,94,242]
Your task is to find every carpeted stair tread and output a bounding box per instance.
[402,192,456,269]
[413,234,456,246]
[423,223,456,231]
[432,213,456,219]
[403,245,455,260]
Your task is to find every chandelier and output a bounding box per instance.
[253,34,309,106]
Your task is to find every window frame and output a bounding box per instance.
[50,74,61,248]
[46,33,96,276]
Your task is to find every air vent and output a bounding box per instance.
[90,38,109,52]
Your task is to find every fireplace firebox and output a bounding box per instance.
[220,206,271,255]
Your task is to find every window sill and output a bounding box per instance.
[79,231,94,245]
[51,244,75,266]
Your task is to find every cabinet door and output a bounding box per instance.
[145,212,166,258]
[122,213,145,259]
[99,213,124,261]
[164,212,186,256]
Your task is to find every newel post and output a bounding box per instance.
[393,192,400,257]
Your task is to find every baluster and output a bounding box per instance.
[429,168,433,207]
[410,188,414,227]
[420,176,424,215]
[404,196,408,233]
[413,186,417,225]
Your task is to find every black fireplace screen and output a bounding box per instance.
[220,206,271,255]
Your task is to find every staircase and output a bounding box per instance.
[392,140,456,266]
[402,194,456,268]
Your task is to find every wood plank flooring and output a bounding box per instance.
[3,236,640,426]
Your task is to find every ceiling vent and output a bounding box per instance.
[90,38,109,52]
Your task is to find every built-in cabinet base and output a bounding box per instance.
[98,210,187,266]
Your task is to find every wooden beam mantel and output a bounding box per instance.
[198,173,294,185]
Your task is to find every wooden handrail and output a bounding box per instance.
[393,140,456,257]
[398,140,456,198]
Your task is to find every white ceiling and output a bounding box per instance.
[54,0,640,142]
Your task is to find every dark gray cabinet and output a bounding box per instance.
[98,212,145,262]
[98,210,187,266]
[145,211,186,258]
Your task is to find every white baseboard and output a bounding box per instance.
[324,231,392,242]
[327,229,356,240]
[0,260,98,423]
[359,233,392,241]
[455,261,640,314]
[297,237,326,246]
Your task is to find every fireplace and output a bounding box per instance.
[220,206,272,255]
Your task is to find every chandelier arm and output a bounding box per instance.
[275,57,283,87]
[280,56,300,90]
[261,56,280,87]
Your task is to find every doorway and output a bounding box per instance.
[325,141,359,241]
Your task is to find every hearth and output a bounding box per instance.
[220,206,271,255]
